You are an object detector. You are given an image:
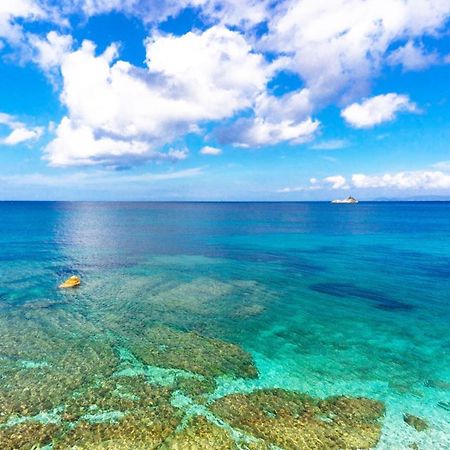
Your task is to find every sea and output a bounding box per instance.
[0,201,449,449]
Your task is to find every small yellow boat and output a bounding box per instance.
[59,275,81,289]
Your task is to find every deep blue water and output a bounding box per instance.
[0,201,449,448]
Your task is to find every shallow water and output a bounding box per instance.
[0,201,449,449]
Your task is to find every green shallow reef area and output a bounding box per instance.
[0,302,385,450]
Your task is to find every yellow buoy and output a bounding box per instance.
[59,275,81,289]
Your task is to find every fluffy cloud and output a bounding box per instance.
[387,40,439,71]
[279,167,450,194]
[0,112,43,145]
[53,0,180,22]
[44,118,189,166]
[167,148,189,160]
[278,174,348,192]
[215,87,317,146]
[193,0,271,27]
[45,117,152,166]
[324,175,349,189]
[219,116,319,147]
[62,0,270,27]
[45,26,272,166]
[341,93,417,128]
[4,0,450,168]
[144,27,269,119]
[200,146,222,155]
[28,31,73,71]
[3,127,43,145]
[263,0,450,103]
[0,0,45,45]
[352,170,450,189]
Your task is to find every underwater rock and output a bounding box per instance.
[160,415,271,450]
[160,415,237,449]
[55,380,182,449]
[21,298,68,309]
[62,376,172,421]
[174,376,217,403]
[211,389,385,450]
[55,411,181,449]
[150,277,235,317]
[0,422,61,450]
[403,414,429,432]
[129,326,258,379]
[0,321,118,425]
[424,379,450,390]
[231,304,266,318]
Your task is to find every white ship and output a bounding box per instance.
[331,196,359,204]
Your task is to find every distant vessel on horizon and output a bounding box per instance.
[331,196,359,204]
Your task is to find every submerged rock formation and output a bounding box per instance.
[0,314,385,449]
[211,389,385,450]
[128,325,258,379]
[403,413,429,432]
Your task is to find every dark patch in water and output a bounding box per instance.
[213,249,325,275]
[297,246,346,257]
[310,282,413,311]
[364,245,450,280]
[437,401,450,412]
[420,263,450,279]
[21,299,68,310]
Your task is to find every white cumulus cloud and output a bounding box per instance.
[279,166,450,194]
[0,0,45,45]
[200,146,222,155]
[352,170,450,189]
[219,117,319,147]
[0,112,43,145]
[28,31,73,71]
[341,93,417,128]
[263,0,450,104]
[45,26,272,166]
[278,174,348,192]
[324,175,349,189]
[61,0,271,28]
[3,0,450,168]
[387,40,438,71]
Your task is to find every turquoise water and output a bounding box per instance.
[0,201,449,448]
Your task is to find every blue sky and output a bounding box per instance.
[1,0,450,200]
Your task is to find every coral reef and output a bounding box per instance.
[174,376,217,403]
[0,337,118,422]
[0,377,182,450]
[160,415,271,450]
[61,376,174,421]
[160,415,238,450]
[0,422,61,450]
[129,326,258,379]
[231,304,266,318]
[55,409,180,449]
[211,389,385,450]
